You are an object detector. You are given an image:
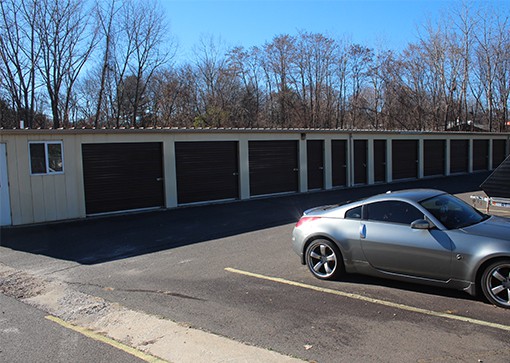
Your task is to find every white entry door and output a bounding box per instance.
[0,144,11,226]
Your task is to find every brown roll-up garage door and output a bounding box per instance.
[82,142,164,215]
[493,139,507,168]
[450,139,469,173]
[175,141,239,204]
[392,140,418,180]
[424,140,445,176]
[473,140,489,171]
[307,140,324,190]
[354,140,367,184]
[249,140,298,196]
[331,140,347,187]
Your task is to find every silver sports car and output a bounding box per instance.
[292,189,510,308]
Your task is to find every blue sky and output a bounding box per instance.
[163,0,507,59]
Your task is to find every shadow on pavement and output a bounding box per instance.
[0,172,490,265]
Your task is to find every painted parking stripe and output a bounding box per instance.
[45,315,168,363]
[225,267,510,332]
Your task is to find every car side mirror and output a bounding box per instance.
[411,219,432,230]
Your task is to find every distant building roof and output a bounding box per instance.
[447,120,487,132]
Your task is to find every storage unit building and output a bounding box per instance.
[0,128,508,226]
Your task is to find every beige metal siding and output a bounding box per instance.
[0,143,11,225]
[1,133,86,225]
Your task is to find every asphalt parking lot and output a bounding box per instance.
[1,172,510,362]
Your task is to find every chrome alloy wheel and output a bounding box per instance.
[305,239,341,280]
[482,261,510,308]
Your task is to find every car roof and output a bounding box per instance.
[303,189,447,217]
[363,188,446,204]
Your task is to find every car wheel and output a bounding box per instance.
[481,260,510,309]
[305,239,343,280]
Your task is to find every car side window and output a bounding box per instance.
[366,201,424,225]
[345,206,362,219]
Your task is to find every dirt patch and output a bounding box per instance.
[0,269,47,299]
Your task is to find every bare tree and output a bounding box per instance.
[262,35,296,127]
[192,35,229,127]
[348,44,373,128]
[2,0,509,131]
[0,0,40,128]
[450,2,477,126]
[491,14,510,131]
[294,32,337,128]
[226,46,265,127]
[366,49,392,129]
[419,17,461,130]
[34,0,97,128]
[393,43,430,130]
[91,0,120,128]
[333,37,350,128]
[474,8,497,131]
[127,0,171,127]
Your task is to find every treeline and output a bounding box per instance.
[1,0,509,131]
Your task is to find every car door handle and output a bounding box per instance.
[360,224,367,239]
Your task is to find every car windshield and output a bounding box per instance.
[420,193,488,230]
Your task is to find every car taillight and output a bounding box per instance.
[295,216,321,228]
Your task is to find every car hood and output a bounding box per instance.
[461,216,510,241]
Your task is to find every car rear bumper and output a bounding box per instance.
[291,228,306,264]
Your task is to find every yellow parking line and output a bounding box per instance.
[45,315,168,363]
[225,267,510,332]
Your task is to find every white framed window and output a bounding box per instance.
[29,141,64,175]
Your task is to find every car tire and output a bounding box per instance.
[305,239,343,280]
[480,259,510,309]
